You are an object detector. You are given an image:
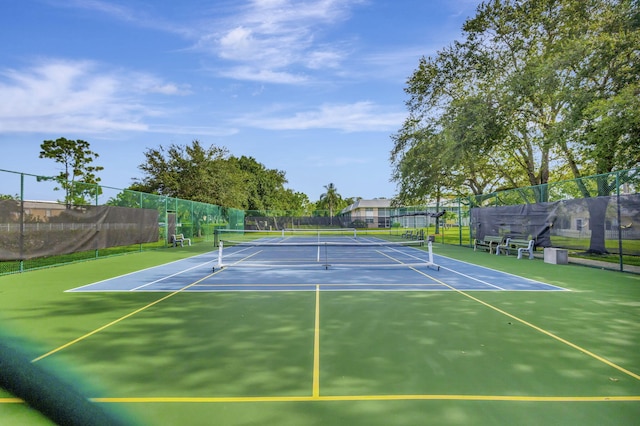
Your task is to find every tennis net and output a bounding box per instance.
[213,229,438,270]
[214,228,358,245]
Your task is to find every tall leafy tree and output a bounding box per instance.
[134,141,246,208]
[133,140,308,213]
[394,0,639,253]
[319,183,341,220]
[39,138,103,208]
[232,156,290,211]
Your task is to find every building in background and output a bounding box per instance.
[339,199,392,228]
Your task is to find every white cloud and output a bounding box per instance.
[220,66,308,84]
[306,49,344,69]
[0,59,189,134]
[59,0,137,21]
[54,0,365,84]
[197,0,365,83]
[218,26,257,60]
[54,0,191,37]
[237,101,405,132]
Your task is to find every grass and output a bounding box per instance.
[569,252,640,266]
[1,243,639,425]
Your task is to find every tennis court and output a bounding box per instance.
[1,235,639,425]
[68,231,567,293]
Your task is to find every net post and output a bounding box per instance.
[428,240,434,265]
[216,241,223,269]
[214,229,219,247]
[353,228,357,238]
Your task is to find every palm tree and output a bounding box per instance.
[320,183,340,224]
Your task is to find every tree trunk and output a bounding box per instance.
[586,196,610,254]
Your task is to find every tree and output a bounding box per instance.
[39,138,103,208]
[319,183,341,222]
[394,0,639,253]
[134,141,247,208]
[275,189,313,215]
[232,156,290,211]
[134,140,309,213]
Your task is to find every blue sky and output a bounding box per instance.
[1,0,482,202]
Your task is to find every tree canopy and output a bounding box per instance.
[131,140,309,212]
[39,138,103,207]
[391,0,640,204]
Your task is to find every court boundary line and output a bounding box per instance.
[193,283,445,288]
[65,252,216,292]
[3,393,640,405]
[92,394,640,403]
[410,268,640,382]
[4,395,638,404]
[432,252,570,291]
[32,269,223,363]
[362,238,562,291]
[130,260,218,291]
[312,285,320,397]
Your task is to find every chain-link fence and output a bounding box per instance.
[0,169,244,275]
[245,168,639,271]
[398,169,639,272]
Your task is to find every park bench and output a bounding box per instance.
[497,238,535,259]
[170,233,191,247]
[474,235,505,254]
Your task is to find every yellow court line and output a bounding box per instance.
[31,269,223,363]
[410,268,640,382]
[0,398,23,403]
[313,285,321,397]
[29,251,316,370]
[3,395,640,404]
[90,394,640,403]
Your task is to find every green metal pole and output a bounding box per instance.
[458,197,462,246]
[616,172,623,272]
[140,191,143,252]
[19,173,24,273]
[95,183,99,259]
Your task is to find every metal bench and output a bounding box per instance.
[170,233,191,247]
[474,235,504,254]
[498,238,534,259]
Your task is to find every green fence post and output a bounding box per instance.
[458,197,462,246]
[616,171,623,272]
[95,182,99,259]
[139,191,143,252]
[19,173,24,273]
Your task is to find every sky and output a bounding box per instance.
[0,0,483,202]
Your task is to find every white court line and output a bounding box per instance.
[65,253,215,292]
[433,253,570,291]
[359,237,567,291]
[130,259,216,291]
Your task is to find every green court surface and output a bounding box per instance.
[0,243,639,425]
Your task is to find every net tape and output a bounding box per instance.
[214,240,439,271]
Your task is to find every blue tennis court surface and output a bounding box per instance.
[67,244,568,293]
